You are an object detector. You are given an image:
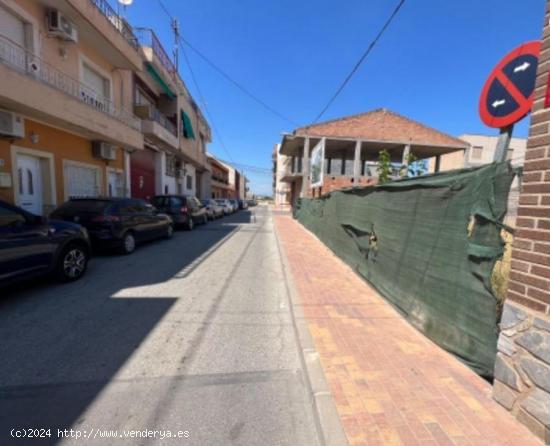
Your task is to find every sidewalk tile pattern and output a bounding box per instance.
[274,214,541,446]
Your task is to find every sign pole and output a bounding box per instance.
[493,124,514,162]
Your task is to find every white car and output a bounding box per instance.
[215,199,233,215]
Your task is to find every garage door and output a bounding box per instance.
[65,163,101,199]
[0,6,25,47]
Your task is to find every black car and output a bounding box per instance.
[151,195,207,230]
[0,200,91,285]
[237,199,248,210]
[50,198,173,254]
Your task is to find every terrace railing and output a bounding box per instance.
[88,0,139,49]
[134,28,176,77]
[0,34,140,131]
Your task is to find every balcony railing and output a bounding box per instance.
[134,28,176,77]
[212,175,229,185]
[0,34,140,131]
[89,0,139,49]
[134,103,177,137]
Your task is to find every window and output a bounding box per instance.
[471,146,483,160]
[82,63,110,111]
[0,205,25,227]
[65,163,101,199]
[0,6,26,48]
[165,156,176,176]
[186,175,193,190]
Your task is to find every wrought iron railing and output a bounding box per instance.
[134,103,177,136]
[88,0,139,49]
[0,34,140,131]
[134,28,176,76]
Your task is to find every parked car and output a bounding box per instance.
[50,198,173,254]
[247,199,257,207]
[0,199,91,285]
[202,199,224,220]
[228,199,239,212]
[151,195,208,230]
[215,199,233,215]
[238,199,248,210]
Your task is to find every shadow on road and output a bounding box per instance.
[0,210,255,445]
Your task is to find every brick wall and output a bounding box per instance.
[493,1,550,441]
[304,175,378,198]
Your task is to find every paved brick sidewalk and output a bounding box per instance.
[274,213,541,446]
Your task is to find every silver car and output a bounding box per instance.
[215,199,233,215]
[202,199,224,219]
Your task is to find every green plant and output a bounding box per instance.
[377,150,392,184]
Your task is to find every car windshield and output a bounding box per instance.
[215,200,225,204]
[151,197,172,207]
[55,199,113,214]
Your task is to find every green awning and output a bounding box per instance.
[145,63,175,98]
[181,110,195,139]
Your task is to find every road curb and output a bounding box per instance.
[272,210,349,446]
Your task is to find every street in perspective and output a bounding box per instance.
[1,0,550,445]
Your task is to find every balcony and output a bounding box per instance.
[0,35,142,149]
[280,157,303,182]
[135,28,177,93]
[134,104,178,149]
[211,174,230,189]
[88,0,139,49]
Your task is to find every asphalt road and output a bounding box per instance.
[0,205,321,446]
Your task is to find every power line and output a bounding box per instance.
[181,43,236,163]
[312,0,406,124]
[156,0,299,128]
[155,0,236,163]
[217,159,273,175]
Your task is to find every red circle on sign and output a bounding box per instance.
[479,41,541,128]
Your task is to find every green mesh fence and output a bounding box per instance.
[294,162,518,378]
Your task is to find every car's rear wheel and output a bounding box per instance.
[56,243,89,282]
[120,232,136,255]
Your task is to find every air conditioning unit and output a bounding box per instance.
[46,9,78,43]
[0,110,24,139]
[92,141,117,161]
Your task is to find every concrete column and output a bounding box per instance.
[155,151,166,194]
[492,2,550,441]
[124,150,131,197]
[434,155,441,173]
[353,140,362,181]
[402,144,411,165]
[301,137,310,197]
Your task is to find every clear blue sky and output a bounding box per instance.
[119,0,546,195]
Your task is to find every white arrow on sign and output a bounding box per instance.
[492,99,506,108]
[513,61,530,73]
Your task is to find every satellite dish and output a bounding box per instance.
[118,0,133,5]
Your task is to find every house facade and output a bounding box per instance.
[274,108,468,206]
[0,0,211,214]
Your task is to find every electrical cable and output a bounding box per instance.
[312,0,406,123]
[157,0,299,127]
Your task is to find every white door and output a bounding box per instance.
[17,155,42,215]
[65,163,100,199]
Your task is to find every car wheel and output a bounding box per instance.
[120,232,136,255]
[165,224,174,239]
[202,215,208,225]
[56,243,89,282]
[187,218,194,231]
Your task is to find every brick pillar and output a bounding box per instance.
[493,2,550,442]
